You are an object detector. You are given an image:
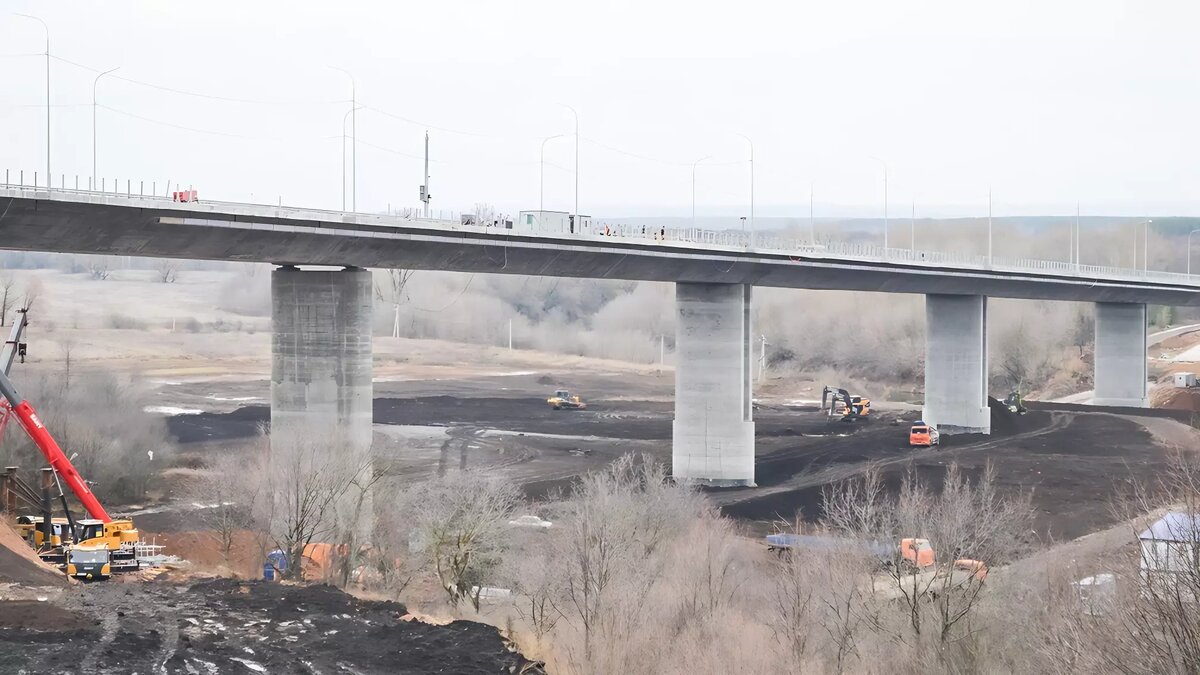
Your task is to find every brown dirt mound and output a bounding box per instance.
[1152,387,1200,412]
[0,521,66,586]
[0,600,92,631]
[149,529,264,578]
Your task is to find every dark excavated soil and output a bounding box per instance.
[166,381,1179,543]
[0,578,543,675]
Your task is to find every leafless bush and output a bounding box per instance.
[88,261,111,281]
[182,453,261,565]
[156,259,179,283]
[107,313,147,330]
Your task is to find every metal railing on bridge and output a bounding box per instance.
[3,170,1197,289]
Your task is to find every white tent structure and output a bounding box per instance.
[1139,512,1200,591]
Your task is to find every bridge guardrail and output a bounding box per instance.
[2,176,1197,288]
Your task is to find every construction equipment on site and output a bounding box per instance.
[0,310,143,572]
[547,389,587,410]
[1004,391,1027,415]
[65,544,112,581]
[820,386,870,421]
[909,421,940,447]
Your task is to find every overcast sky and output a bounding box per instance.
[1,0,1197,221]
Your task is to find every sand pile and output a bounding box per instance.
[0,521,66,586]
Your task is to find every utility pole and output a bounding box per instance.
[911,201,916,251]
[759,334,767,384]
[809,182,815,244]
[987,189,993,267]
[420,131,431,218]
[508,319,513,351]
[15,14,50,185]
[736,133,754,232]
[660,335,665,366]
[692,156,711,230]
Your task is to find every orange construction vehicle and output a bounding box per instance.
[909,421,940,447]
[899,538,936,568]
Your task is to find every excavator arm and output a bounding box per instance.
[0,367,112,523]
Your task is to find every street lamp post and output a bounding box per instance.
[341,106,361,211]
[735,133,754,232]
[15,14,49,185]
[92,66,120,189]
[869,157,888,251]
[692,156,711,231]
[1188,229,1200,276]
[988,189,993,266]
[329,67,356,211]
[809,182,815,244]
[561,105,579,229]
[1143,219,1152,272]
[539,134,566,213]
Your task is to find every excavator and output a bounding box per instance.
[820,386,871,422]
[1,310,141,571]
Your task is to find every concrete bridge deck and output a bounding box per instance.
[2,185,1199,305]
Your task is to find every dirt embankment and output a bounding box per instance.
[0,522,66,587]
[0,578,544,674]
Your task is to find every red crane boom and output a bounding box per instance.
[0,368,112,523]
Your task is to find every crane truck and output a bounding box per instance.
[0,310,141,570]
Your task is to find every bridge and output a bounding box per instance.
[2,183,1189,486]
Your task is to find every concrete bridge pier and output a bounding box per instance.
[1093,302,1148,407]
[924,294,991,434]
[271,266,374,452]
[672,282,755,486]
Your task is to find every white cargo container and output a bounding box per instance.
[517,210,593,234]
[1174,372,1196,388]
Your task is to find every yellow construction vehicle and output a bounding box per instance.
[65,544,112,581]
[547,389,587,410]
[15,516,71,548]
[821,386,870,421]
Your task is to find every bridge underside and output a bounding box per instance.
[3,195,1200,305]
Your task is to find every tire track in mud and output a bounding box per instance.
[81,612,119,674]
[715,413,1071,510]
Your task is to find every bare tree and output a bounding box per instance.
[1071,307,1095,357]
[553,454,703,667]
[374,269,415,304]
[257,427,375,581]
[20,276,42,313]
[156,259,179,283]
[406,470,518,610]
[0,274,17,326]
[822,462,1034,652]
[183,453,259,566]
[504,546,562,643]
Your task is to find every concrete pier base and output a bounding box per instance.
[924,294,990,434]
[271,266,374,452]
[1093,302,1148,407]
[672,283,755,486]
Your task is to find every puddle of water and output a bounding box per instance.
[143,406,203,415]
